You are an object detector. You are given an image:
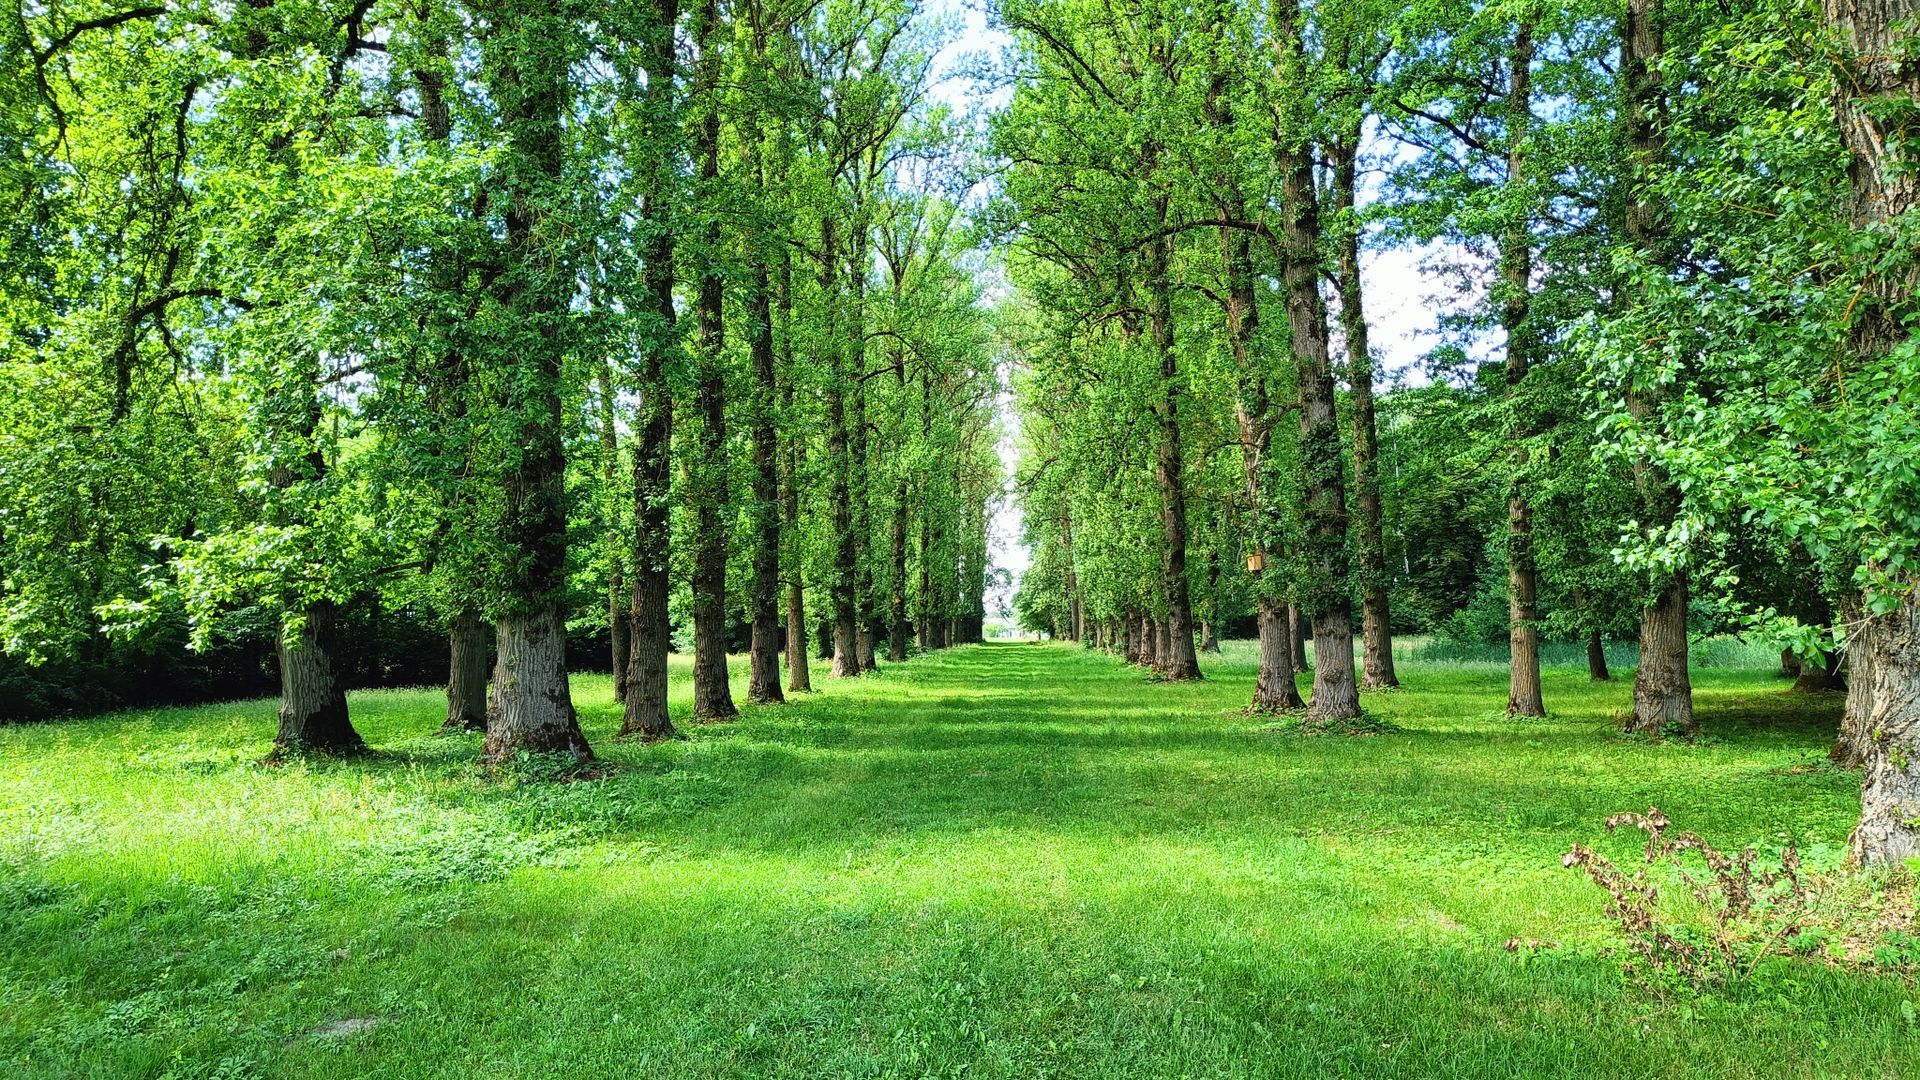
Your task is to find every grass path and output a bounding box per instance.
[0,642,1908,1077]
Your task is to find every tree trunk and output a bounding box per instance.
[272,601,361,757]
[1851,590,1920,863]
[1626,572,1693,736]
[740,0,783,708]
[1587,629,1611,683]
[847,224,879,674]
[1274,4,1357,720]
[1782,648,1803,677]
[1253,597,1306,711]
[482,6,588,761]
[1794,650,1841,693]
[620,0,680,744]
[1623,0,1693,736]
[486,604,590,760]
[1328,137,1398,691]
[777,220,810,695]
[1834,599,1876,767]
[1503,18,1547,720]
[821,216,861,679]
[443,607,489,732]
[1145,201,1203,682]
[688,3,737,723]
[1201,622,1219,653]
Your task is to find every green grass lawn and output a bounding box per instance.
[0,641,1905,1078]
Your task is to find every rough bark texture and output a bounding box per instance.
[1587,630,1612,683]
[1626,572,1693,736]
[739,0,783,708]
[1253,597,1306,711]
[272,601,361,757]
[1851,592,1920,863]
[620,0,680,743]
[1276,4,1357,720]
[443,607,489,732]
[1835,604,1877,767]
[1499,20,1546,720]
[1825,0,1919,863]
[481,3,588,761]
[1328,138,1398,691]
[486,604,590,761]
[1622,0,1694,736]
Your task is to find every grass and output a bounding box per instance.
[0,640,1907,1078]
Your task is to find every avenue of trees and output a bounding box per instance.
[3,0,1920,867]
[0,0,1003,754]
[997,0,1920,864]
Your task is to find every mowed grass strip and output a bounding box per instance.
[0,642,1904,1079]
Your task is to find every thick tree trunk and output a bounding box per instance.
[443,607,489,732]
[1782,649,1803,677]
[1272,5,1358,720]
[1851,590,1920,863]
[486,604,590,761]
[1626,572,1693,736]
[1202,622,1219,653]
[1587,629,1611,683]
[1623,0,1693,736]
[1155,617,1175,672]
[620,0,679,744]
[1834,599,1876,767]
[1503,19,1546,720]
[1328,138,1398,691]
[1253,597,1306,711]
[272,601,361,757]
[482,8,588,762]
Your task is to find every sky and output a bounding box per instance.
[925,1,1463,615]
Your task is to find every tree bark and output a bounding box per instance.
[777,214,810,695]
[272,600,361,757]
[1328,137,1398,691]
[1835,602,1876,767]
[1587,629,1612,683]
[1625,571,1692,736]
[487,603,590,760]
[1498,18,1547,720]
[443,607,489,732]
[620,0,680,743]
[482,1,588,761]
[1851,591,1920,864]
[1254,597,1305,710]
[1622,0,1693,736]
[1818,0,1920,853]
[822,216,861,678]
[1276,3,1357,720]
[687,0,737,722]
